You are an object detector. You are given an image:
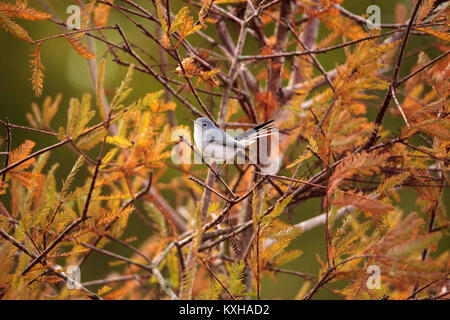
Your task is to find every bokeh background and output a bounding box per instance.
[0,0,448,299]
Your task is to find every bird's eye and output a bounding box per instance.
[203,123,206,127]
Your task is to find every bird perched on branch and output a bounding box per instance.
[193,117,276,164]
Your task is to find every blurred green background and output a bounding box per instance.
[0,0,447,299]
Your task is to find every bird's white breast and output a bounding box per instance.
[193,124,203,151]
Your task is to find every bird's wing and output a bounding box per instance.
[204,128,246,150]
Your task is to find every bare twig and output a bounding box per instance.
[365,0,424,149]
[0,227,101,300]
[199,257,236,300]
[391,86,411,128]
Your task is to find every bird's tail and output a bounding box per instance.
[238,119,276,147]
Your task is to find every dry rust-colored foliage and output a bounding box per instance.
[0,0,449,300]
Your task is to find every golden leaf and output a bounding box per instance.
[417,27,450,42]
[94,0,113,27]
[8,140,36,188]
[97,206,134,226]
[199,0,213,28]
[0,1,51,21]
[0,11,32,43]
[97,285,112,296]
[29,42,44,97]
[106,135,133,148]
[64,34,95,60]
[104,289,126,300]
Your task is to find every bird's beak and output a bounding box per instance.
[190,119,195,123]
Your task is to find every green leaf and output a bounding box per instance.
[307,136,319,153]
[155,0,168,33]
[140,90,164,109]
[76,129,106,150]
[100,148,118,169]
[261,194,293,226]
[169,7,188,34]
[389,232,442,258]
[179,205,202,299]
[61,156,84,199]
[106,135,133,148]
[111,64,134,109]
[228,260,246,298]
[67,97,80,137]
[376,172,410,195]
[198,279,223,300]
[287,154,312,169]
[75,93,95,137]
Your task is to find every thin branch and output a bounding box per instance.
[365,0,423,149]
[178,136,236,198]
[21,126,109,276]
[397,50,450,86]
[0,226,100,299]
[239,23,439,61]
[33,26,116,44]
[0,119,58,136]
[81,134,107,220]
[164,0,216,125]
[79,241,152,271]
[188,175,233,203]
[78,172,156,267]
[103,234,152,264]
[82,274,151,287]
[1,119,11,184]
[21,216,89,276]
[266,0,293,101]
[217,2,251,122]
[114,24,206,118]
[199,257,236,300]
[0,105,131,177]
[0,139,71,176]
[390,86,411,128]
[282,18,335,92]
[333,4,410,29]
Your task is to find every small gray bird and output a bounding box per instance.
[193,117,275,163]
